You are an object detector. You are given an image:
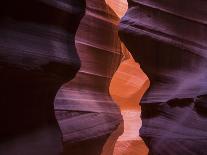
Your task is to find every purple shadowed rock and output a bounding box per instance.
[119,0,207,154]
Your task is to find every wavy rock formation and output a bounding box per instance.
[54,0,124,154]
[106,1,149,154]
[0,0,85,154]
[119,0,207,155]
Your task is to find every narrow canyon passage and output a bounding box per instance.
[1,0,207,155]
[106,0,149,154]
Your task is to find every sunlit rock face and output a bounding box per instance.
[105,0,128,18]
[0,0,85,154]
[54,0,124,154]
[119,0,207,154]
[107,0,149,154]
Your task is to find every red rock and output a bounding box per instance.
[54,0,124,154]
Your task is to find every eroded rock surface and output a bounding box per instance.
[54,0,124,154]
[119,0,207,154]
[0,0,85,154]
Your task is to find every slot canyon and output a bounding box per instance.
[0,0,207,155]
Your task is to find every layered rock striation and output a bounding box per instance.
[119,0,207,155]
[54,0,124,154]
[0,0,85,154]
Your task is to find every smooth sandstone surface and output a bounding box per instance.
[54,0,124,154]
[2,0,206,155]
[119,0,207,155]
[119,0,207,103]
[107,0,149,154]
[0,0,85,154]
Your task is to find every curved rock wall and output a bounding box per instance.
[119,0,207,155]
[2,0,206,155]
[0,0,85,154]
[54,0,124,154]
[106,1,149,154]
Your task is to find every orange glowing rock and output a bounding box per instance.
[114,140,148,155]
[105,0,128,18]
[109,46,149,110]
[109,45,149,155]
[106,0,150,110]
[106,0,150,155]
